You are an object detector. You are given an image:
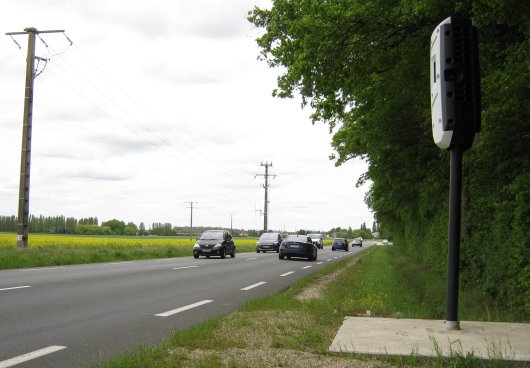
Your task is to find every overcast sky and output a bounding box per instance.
[0,0,373,232]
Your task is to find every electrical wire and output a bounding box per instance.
[45,64,192,164]
[7,31,268,221]
[51,51,245,179]
[71,44,251,180]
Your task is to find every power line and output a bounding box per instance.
[68,44,249,180]
[44,60,247,184]
[19,32,246,180]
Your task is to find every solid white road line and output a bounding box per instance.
[107,261,135,265]
[0,286,31,292]
[0,346,67,368]
[302,266,312,269]
[172,266,199,270]
[155,300,213,317]
[280,271,295,277]
[241,282,267,291]
[18,267,66,272]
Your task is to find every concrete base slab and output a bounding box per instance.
[329,317,530,362]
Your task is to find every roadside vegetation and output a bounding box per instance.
[95,245,524,368]
[0,233,257,269]
[248,0,530,319]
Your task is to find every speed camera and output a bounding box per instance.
[430,16,481,150]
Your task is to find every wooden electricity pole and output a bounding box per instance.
[6,28,64,248]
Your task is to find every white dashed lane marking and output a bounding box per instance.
[155,300,214,317]
[302,266,312,269]
[172,266,199,270]
[0,286,31,292]
[0,346,67,368]
[241,282,267,291]
[17,267,66,272]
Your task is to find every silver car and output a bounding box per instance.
[307,233,324,249]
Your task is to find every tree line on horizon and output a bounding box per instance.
[0,215,375,239]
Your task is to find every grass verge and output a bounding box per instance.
[94,246,524,368]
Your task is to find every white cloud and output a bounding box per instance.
[0,0,373,232]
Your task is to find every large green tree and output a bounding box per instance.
[249,0,529,318]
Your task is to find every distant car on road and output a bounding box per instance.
[279,235,317,261]
[307,233,324,249]
[193,230,236,259]
[256,232,282,253]
[331,238,349,252]
[351,237,363,247]
[382,239,389,245]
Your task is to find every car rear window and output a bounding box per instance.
[285,235,307,242]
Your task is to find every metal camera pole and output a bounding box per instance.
[446,145,463,330]
[430,16,480,330]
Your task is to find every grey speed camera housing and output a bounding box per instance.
[430,16,481,150]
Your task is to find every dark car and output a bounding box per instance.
[331,238,349,252]
[351,237,363,247]
[193,230,236,259]
[279,235,317,261]
[307,233,324,249]
[256,232,282,253]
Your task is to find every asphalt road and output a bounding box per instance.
[0,242,373,367]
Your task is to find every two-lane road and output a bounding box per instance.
[0,242,373,367]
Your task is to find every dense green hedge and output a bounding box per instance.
[249,0,529,319]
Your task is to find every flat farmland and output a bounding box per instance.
[0,233,258,270]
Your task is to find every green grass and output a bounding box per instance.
[93,245,523,368]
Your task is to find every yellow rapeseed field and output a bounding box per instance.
[0,233,257,249]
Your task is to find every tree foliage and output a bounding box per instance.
[249,0,529,318]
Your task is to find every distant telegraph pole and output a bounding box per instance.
[185,202,198,240]
[255,162,276,232]
[6,27,66,248]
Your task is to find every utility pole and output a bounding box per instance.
[6,27,65,248]
[255,162,276,232]
[185,202,198,240]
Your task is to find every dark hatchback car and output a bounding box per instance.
[331,238,349,252]
[256,232,282,253]
[193,230,236,259]
[279,235,317,261]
